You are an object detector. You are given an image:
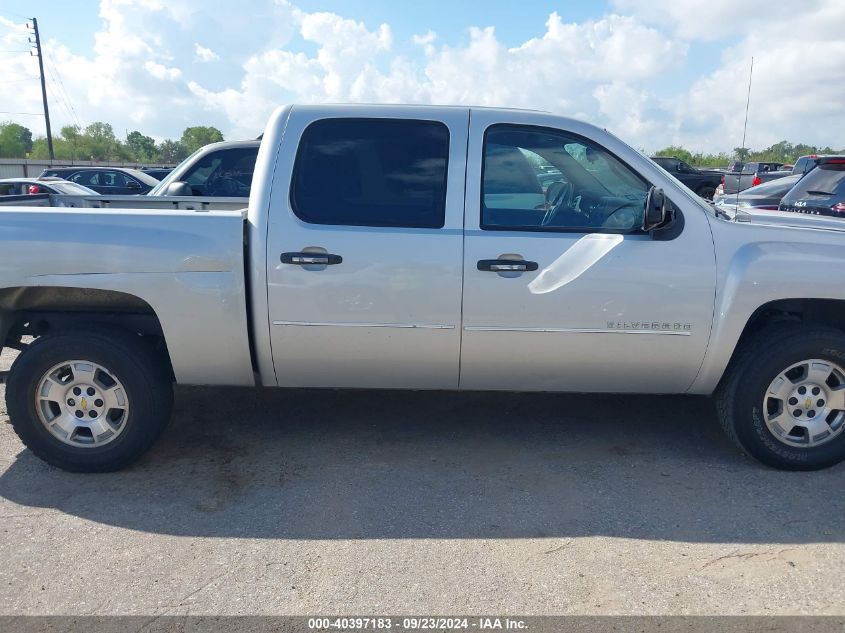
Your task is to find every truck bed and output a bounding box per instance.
[0,192,248,211]
[0,206,255,386]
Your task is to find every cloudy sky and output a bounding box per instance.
[1,0,843,153]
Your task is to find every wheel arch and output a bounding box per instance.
[694,297,845,395]
[0,286,172,375]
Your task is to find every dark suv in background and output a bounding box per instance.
[779,157,845,217]
[40,167,159,195]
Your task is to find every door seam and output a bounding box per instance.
[457,108,472,390]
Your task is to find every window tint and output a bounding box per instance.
[100,171,129,187]
[482,125,649,232]
[291,118,449,228]
[69,171,99,186]
[652,157,673,170]
[182,147,258,197]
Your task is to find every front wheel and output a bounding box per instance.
[6,328,173,472]
[716,325,845,470]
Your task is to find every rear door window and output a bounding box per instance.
[290,118,450,228]
[69,171,100,186]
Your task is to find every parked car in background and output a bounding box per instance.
[0,177,98,197]
[719,161,789,195]
[40,167,159,195]
[148,140,259,199]
[713,174,801,217]
[650,156,722,199]
[140,167,173,180]
[790,154,845,177]
[779,157,845,217]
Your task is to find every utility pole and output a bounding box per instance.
[29,18,54,160]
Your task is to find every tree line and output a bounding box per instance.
[0,121,226,164]
[1,119,842,168]
[652,141,845,168]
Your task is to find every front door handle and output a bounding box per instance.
[477,258,538,272]
[281,252,343,266]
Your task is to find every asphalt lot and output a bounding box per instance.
[0,345,843,615]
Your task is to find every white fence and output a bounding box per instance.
[0,158,173,178]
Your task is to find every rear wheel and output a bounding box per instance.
[697,185,716,200]
[6,328,173,472]
[716,325,845,470]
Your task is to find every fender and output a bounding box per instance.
[690,224,845,394]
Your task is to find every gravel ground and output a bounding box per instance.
[0,344,843,615]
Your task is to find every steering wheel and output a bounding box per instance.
[600,202,641,229]
[541,181,574,226]
[208,177,241,196]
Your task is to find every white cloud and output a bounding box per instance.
[0,0,843,153]
[194,42,218,63]
[191,11,687,142]
[611,0,800,41]
[144,60,182,80]
[668,1,845,151]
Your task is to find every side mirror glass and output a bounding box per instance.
[126,180,141,189]
[642,186,667,232]
[163,181,193,197]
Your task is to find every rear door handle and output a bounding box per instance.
[281,252,343,265]
[477,259,538,272]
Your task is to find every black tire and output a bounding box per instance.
[697,185,716,200]
[716,324,845,470]
[6,328,173,472]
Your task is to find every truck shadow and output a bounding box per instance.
[1,387,842,543]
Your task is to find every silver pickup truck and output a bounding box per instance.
[2,104,845,473]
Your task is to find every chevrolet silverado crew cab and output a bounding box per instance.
[3,104,845,473]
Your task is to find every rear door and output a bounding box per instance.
[459,110,716,393]
[265,106,468,389]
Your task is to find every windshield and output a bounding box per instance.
[124,169,160,187]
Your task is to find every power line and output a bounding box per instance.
[45,50,80,127]
[45,78,79,130]
[0,111,44,116]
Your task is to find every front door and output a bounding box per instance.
[266,106,468,389]
[459,111,716,393]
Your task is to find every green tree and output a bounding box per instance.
[157,139,189,163]
[0,122,34,157]
[82,122,121,160]
[180,126,224,154]
[653,145,695,165]
[733,147,751,161]
[126,130,157,161]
